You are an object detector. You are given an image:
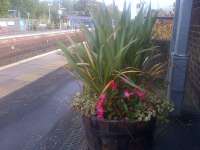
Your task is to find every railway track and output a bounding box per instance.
[0,30,84,67]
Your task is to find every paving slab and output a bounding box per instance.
[0,51,66,98]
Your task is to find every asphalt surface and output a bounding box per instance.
[0,68,81,150]
[153,115,200,150]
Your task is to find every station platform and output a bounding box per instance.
[0,50,66,98]
[0,51,82,150]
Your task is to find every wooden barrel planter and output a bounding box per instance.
[82,116,156,150]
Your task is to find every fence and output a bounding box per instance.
[153,17,174,78]
[0,18,26,35]
[153,17,174,41]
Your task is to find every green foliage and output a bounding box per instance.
[35,1,49,20]
[0,0,10,17]
[50,0,76,26]
[8,0,73,20]
[72,78,173,122]
[148,93,174,123]
[73,0,89,15]
[61,2,172,121]
[73,89,97,117]
[63,0,75,12]
[73,0,101,16]
[61,3,162,94]
[9,0,39,18]
[6,0,101,24]
[99,78,173,122]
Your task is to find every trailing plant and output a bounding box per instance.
[95,78,173,122]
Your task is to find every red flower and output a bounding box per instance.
[96,94,106,119]
[134,88,146,101]
[124,89,133,99]
[110,80,118,90]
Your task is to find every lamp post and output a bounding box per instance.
[48,3,52,24]
[27,12,30,31]
[57,0,66,30]
[58,0,62,29]
[58,9,62,29]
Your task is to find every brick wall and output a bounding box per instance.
[185,0,200,110]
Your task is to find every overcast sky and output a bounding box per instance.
[97,0,175,9]
[42,0,175,10]
[97,0,175,17]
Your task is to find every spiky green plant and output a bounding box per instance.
[60,3,164,96]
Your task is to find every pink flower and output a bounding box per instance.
[99,94,106,103]
[110,80,118,90]
[96,94,106,119]
[97,107,104,119]
[96,105,105,119]
[134,88,146,101]
[124,89,133,99]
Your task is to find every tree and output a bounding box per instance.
[63,0,74,12]
[0,0,10,17]
[10,0,39,18]
[35,1,49,20]
[72,0,102,16]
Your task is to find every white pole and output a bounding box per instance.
[48,5,51,24]
[59,0,61,29]
[27,12,30,31]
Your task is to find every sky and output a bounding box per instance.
[97,0,175,10]
[41,0,175,16]
[97,0,175,17]
[42,0,175,10]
